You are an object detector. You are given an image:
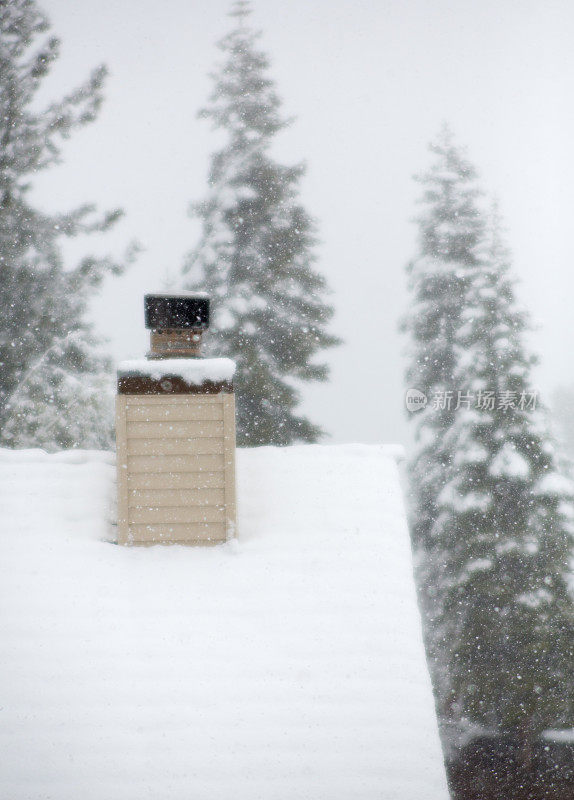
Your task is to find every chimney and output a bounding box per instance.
[144,293,209,358]
[115,293,237,546]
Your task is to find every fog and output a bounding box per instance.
[33,0,574,446]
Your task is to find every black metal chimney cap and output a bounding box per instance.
[144,294,210,330]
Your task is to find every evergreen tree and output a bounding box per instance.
[2,330,115,451]
[183,1,339,446]
[0,0,126,450]
[403,125,486,714]
[404,128,574,765]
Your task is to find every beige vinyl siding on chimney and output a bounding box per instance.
[116,394,236,545]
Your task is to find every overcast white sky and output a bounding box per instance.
[32,0,574,446]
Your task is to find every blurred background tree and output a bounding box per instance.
[0,0,129,451]
[403,127,574,772]
[182,1,339,446]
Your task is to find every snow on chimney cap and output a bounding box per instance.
[144,294,210,331]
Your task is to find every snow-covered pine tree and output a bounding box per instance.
[437,208,574,763]
[403,125,486,714]
[2,329,115,451]
[0,0,126,451]
[182,1,339,446]
[404,129,574,766]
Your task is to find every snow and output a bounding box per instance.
[534,471,574,496]
[543,729,574,743]
[488,441,531,479]
[437,483,492,513]
[516,587,553,608]
[465,557,493,574]
[453,444,489,465]
[146,291,209,298]
[0,444,448,800]
[117,357,236,384]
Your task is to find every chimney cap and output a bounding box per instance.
[144,293,210,331]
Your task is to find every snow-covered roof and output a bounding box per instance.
[117,356,236,384]
[0,444,448,799]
